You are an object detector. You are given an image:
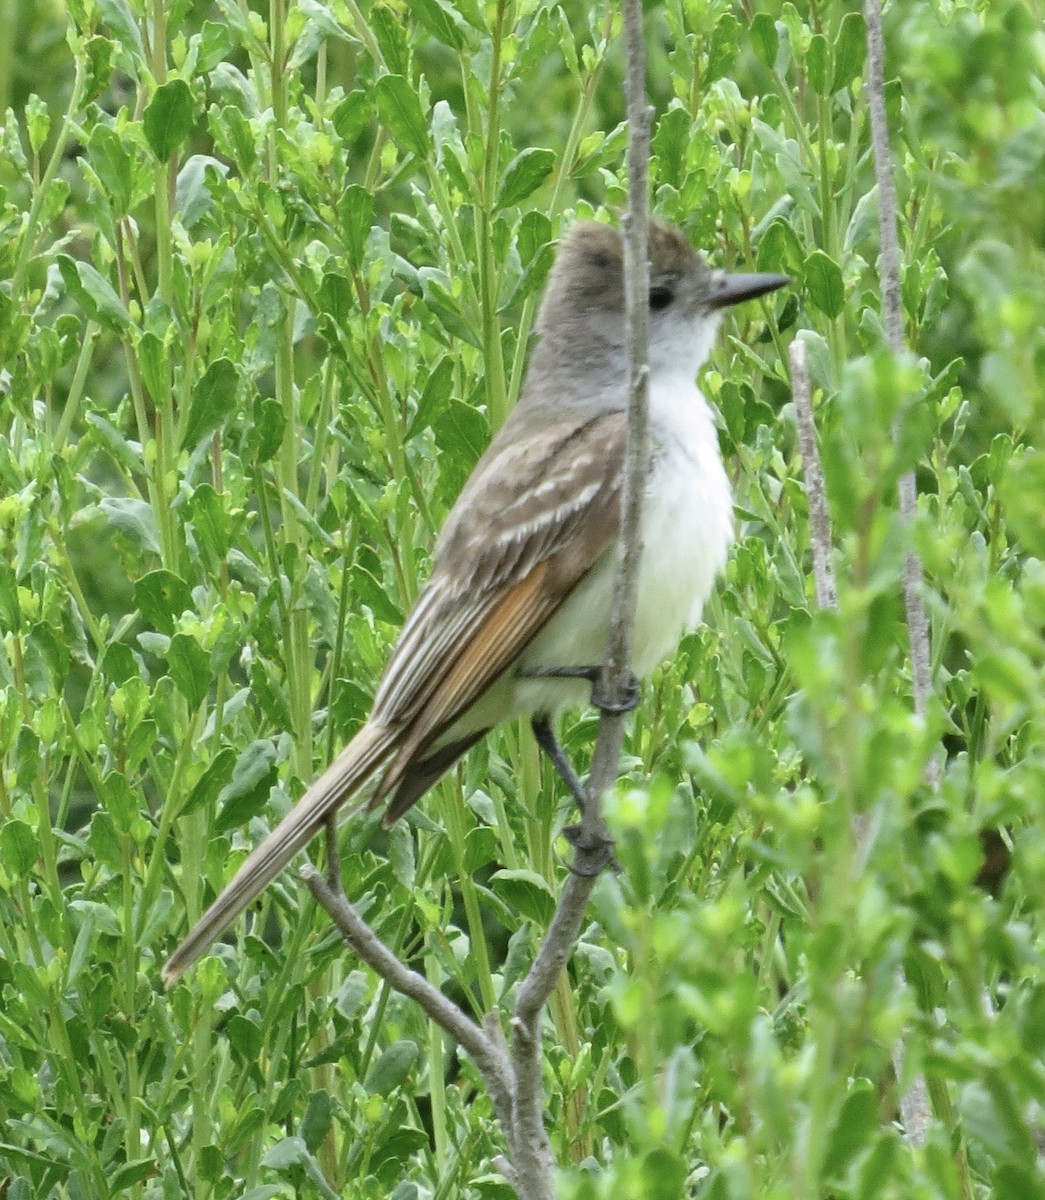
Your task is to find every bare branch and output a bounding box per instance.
[863,0,935,762]
[300,866,518,1147]
[789,339,837,611]
[506,1,654,1188]
[586,0,654,816]
[863,0,935,1147]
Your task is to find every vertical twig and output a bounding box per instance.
[790,340,837,611]
[583,0,653,824]
[302,6,656,1192]
[509,1,654,1191]
[863,0,936,778]
[863,0,935,1148]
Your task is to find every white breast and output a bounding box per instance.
[441,370,734,741]
[630,372,733,675]
[502,373,732,720]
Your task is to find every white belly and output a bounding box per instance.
[456,384,733,731]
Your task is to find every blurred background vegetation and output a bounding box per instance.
[1,1,1043,1197]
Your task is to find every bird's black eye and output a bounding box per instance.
[649,284,674,311]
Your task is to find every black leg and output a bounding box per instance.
[521,665,640,715]
[531,713,589,810]
[530,715,618,876]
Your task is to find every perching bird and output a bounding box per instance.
[163,218,787,986]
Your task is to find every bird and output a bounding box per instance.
[162,217,787,986]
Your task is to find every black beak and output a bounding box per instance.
[709,272,790,309]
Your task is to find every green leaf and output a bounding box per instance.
[824,1080,877,1177]
[351,561,403,625]
[317,272,353,332]
[0,563,19,632]
[495,147,555,210]
[102,642,139,685]
[250,397,286,465]
[994,1166,1043,1200]
[209,104,257,173]
[136,330,168,407]
[796,328,835,393]
[407,355,454,439]
[100,497,160,554]
[134,569,193,635]
[181,748,237,818]
[182,357,238,449]
[168,632,210,709]
[517,209,553,266]
[57,256,131,333]
[652,105,690,190]
[109,1161,156,1192]
[999,449,1045,556]
[226,1013,263,1059]
[215,740,278,833]
[95,0,145,62]
[300,1089,335,1153]
[195,20,233,72]
[261,1138,339,1200]
[331,90,371,142]
[187,483,234,560]
[143,79,195,161]
[707,13,741,83]
[86,123,134,217]
[82,412,138,478]
[176,154,226,228]
[432,398,487,475]
[831,12,867,93]
[338,184,374,268]
[803,249,845,318]
[640,1148,688,1200]
[410,0,466,49]
[0,819,39,879]
[364,1040,418,1095]
[374,74,430,158]
[101,770,138,835]
[807,32,828,94]
[489,868,555,924]
[83,34,116,101]
[93,0,145,67]
[756,217,804,276]
[89,811,122,870]
[370,5,409,75]
[290,0,356,70]
[750,12,779,68]
[959,1076,1038,1168]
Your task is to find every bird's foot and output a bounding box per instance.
[521,665,640,714]
[563,823,621,876]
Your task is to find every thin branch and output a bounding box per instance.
[300,866,517,1141]
[789,339,837,611]
[303,8,655,1193]
[863,0,935,1148]
[507,1,654,1190]
[863,0,935,768]
[586,0,654,818]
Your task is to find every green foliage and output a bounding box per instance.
[1,1,1043,1198]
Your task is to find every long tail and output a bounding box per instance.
[162,722,396,987]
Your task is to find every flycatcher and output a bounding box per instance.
[163,218,787,986]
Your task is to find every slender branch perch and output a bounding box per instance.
[789,340,836,611]
[863,0,935,770]
[508,1,654,1191]
[301,866,518,1138]
[863,0,935,1148]
[585,0,653,818]
[305,6,654,1191]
